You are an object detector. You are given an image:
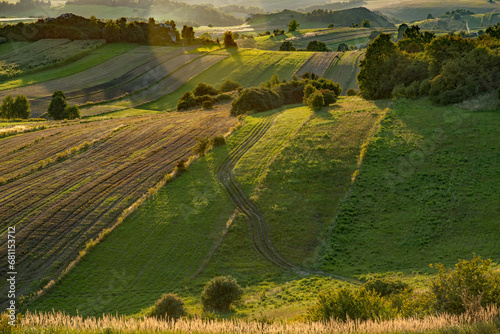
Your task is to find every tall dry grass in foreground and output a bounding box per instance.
[16,305,500,334]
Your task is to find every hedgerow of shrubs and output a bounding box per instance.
[177,82,240,111]
[230,74,342,115]
[308,255,500,322]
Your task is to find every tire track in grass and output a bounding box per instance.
[218,111,360,283]
[218,113,302,272]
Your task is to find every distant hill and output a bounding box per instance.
[248,7,395,29]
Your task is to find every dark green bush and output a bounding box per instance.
[307,91,324,110]
[175,159,187,173]
[177,92,198,111]
[308,286,393,321]
[346,88,358,96]
[364,279,411,297]
[201,276,243,312]
[150,293,186,320]
[202,100,214,109]
[193,137,210,156]
[303,83,317,102]
[230,87,283,115]
[195,94,214,104]
[193,82,218,96]
[219,79,241,92]
[211,135,226,147]
[430,255,500,315]
[321,90,337,105]
[64,105,80,120]
[215,93,232,102]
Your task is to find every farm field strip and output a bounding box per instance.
[0,110,237,304]
[0,45,187,117]
[293,52,339,78]
[141,50,311,111]
[324,51,363,93]
[69,52,203,105]
[80,54,226,116]
[0,43,138,92]
[0,39,105,79]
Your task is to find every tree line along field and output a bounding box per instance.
[0,110,237,306]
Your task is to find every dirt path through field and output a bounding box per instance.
[217,113,358,283]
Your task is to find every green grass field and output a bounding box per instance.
[141,49,312,111]
[0,43,137,91]
[319,98,500,277]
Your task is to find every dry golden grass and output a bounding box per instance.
[16,305,500,334]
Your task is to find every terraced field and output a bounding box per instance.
[293,52,339,78]
[0,43,139,92]
[0,110,237,305]
[324,51,364,93]
[0,45,198,117]
[0,39,105,79]
[142,49,312,111]
[255,28,396,51]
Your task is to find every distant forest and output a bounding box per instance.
[0,13,205,45]
[0,0,49,13]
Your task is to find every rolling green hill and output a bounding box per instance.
[319,98,500,276]
[248,7,395,30]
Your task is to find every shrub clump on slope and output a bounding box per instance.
[230,74,342,115]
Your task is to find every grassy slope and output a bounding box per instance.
[30,97,383,319]
[141,49,311,111]
[320,98,500,277]
[0,43,137,91]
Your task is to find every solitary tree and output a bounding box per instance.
[48,91,68,120]
[288,19,299,32]
[223,31,237,47]
[201,276,243,312]
[150,293,186,320]
[361,19,371,28]
[427,13,434,20]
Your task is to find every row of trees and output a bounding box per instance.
[358,23,500,104]
[0,14,193,46]
[0,91,81,120]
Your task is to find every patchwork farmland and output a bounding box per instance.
[0,110,237,303]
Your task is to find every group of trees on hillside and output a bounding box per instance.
[0,14,196,46]
[0,95,30,119]
[358,23,500,104]
[47,91,80,120]
[230,73,342,115]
